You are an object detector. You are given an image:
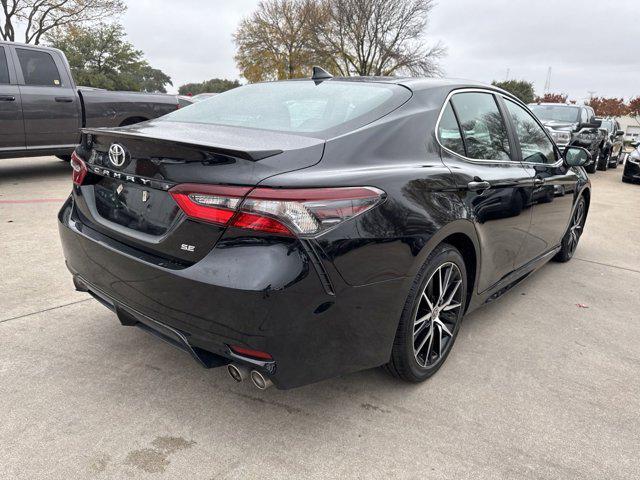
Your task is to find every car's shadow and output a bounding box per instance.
[0,157,70,184]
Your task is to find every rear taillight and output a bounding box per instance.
[169,184,251,225]
[169,185,385,237]
[70,151,87,186]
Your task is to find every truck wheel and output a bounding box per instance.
[385,243,467,383]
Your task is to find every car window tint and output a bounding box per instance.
[438,102,465,156]
[163,81,409,134]
[16,48,61,87]
[580,109,588,123]
[450,92,511,161]
[505,99,557,164]
[0,47,9,84]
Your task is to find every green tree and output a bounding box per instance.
[48,23,171,92]
[178,78,241,96]
[492,80,535,104]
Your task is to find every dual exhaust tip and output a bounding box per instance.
[227,364,273,390]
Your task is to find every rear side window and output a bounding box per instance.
[16,48,61,87]
[162,81,410,134]
[438,102,466,156]
[0,47,9,84]
[450,92,511,161]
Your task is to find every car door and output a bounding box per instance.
[438,90,534,293]
[0,45,25,153]
[502,97,577,264]
[11,46,81,149]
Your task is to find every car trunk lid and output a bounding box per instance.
[73,121,325,264]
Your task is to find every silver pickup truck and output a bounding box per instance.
[0,41,185,160]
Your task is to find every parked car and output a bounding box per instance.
[191,92,219,102]
[529,103,602,173]
[597,117,625,170]
[623,142,640,183]
[58,73,591,390]
[0,41,183,161]
[177,95,195,108]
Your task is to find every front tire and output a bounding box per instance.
[386,244,467,382]
[553,196,587,263]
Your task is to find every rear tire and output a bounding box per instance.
[585,161,597,174]
[553,196,587,263]
[597,150,609,171]
[385,244,467,383]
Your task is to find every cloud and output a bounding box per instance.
[120,0,638,101]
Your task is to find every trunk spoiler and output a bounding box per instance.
[81,127,283,162]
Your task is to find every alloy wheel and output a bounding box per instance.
[413,262,463,368]
[567,200,585,256]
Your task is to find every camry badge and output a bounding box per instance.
[142,191,149,202]
[116,184,124,195]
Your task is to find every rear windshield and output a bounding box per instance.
[162,80,409,134]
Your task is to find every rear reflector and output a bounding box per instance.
[229,345,273,360]
[70,151,87,186]
[169,184,385,237]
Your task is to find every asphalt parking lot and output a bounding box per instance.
[1,156,639,479]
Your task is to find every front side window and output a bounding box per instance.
[16,49,61,87]
[0,47,9,84]
[437,102,465,156]
[162,80,410,134]
[450,92,511,161]
[580,109,588,123]
[505,100,557,164]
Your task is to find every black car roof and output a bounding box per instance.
[285,76,514,98]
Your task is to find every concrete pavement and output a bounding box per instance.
[1,157,639,479]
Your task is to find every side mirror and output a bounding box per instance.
[563,146,590,167]
[616,130,625,137]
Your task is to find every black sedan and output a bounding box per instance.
[623,144,640,183]
[59,72,591,389]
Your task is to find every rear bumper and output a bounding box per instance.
[58,197,407,388]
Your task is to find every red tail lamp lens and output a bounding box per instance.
[70,151,87,186]
[169,184,385,237]
[169,184,251,226]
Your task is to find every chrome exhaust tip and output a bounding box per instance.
[227,363,249,383]
[250,370,273,390]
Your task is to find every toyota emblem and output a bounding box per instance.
[108,143,127,168]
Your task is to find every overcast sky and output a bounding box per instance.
[122,0,637,102]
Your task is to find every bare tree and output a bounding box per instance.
[234,0,319,82]
[311,0,445,77]
[1,0,125,44]
[1,0,25,41]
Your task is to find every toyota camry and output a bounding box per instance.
[58,69,591,389]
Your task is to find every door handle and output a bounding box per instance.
[467,180,491,192]
[55,97,74,103]
[0,95,15,101]
[534,177,545,187]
